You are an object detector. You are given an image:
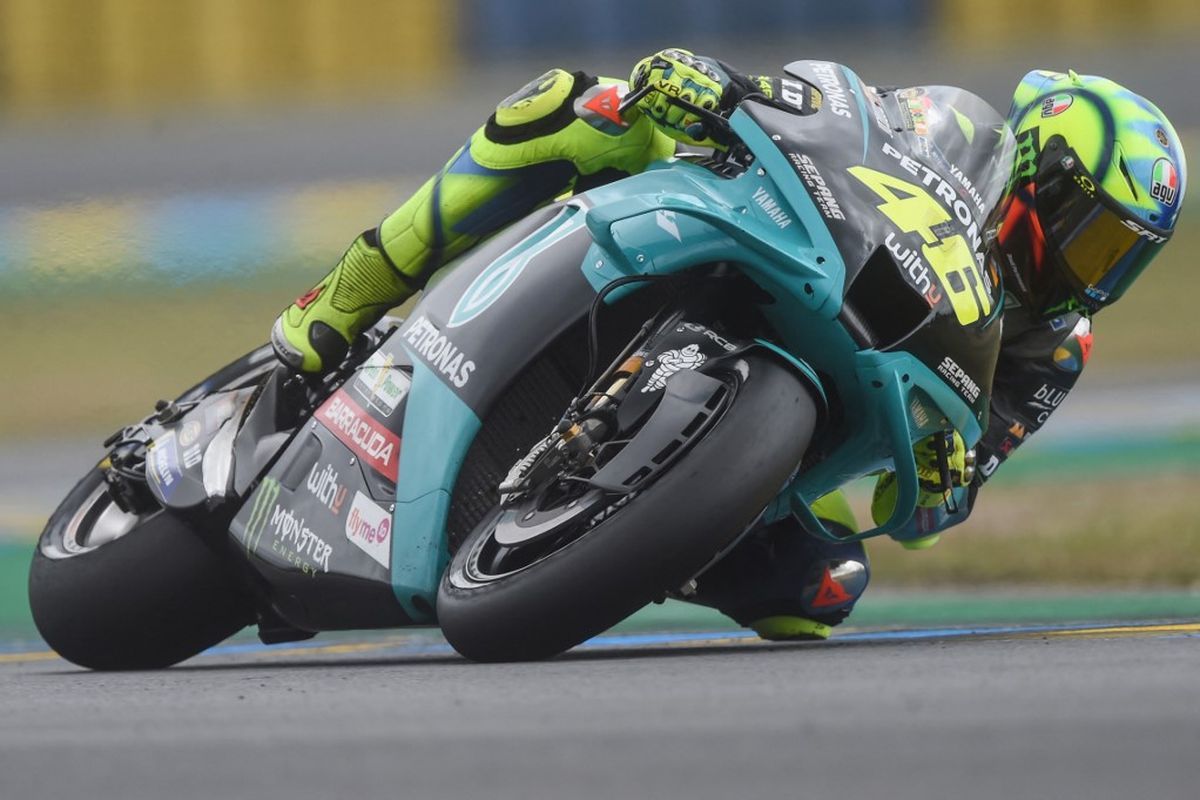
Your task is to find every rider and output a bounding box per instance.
[271,49,1187,641]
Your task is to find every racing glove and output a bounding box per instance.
[629,48,734,148]
[871,431,975,548]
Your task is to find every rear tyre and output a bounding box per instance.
[29,468,253,671]
[27,341,295,670]
[437,354,817,662]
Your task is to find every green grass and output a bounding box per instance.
[6,280,305,439]
[2,274,422,439]
[862,473,1200,588]
[1,473,1194,644]
[4,474,1196,592]
[2,475,1195,642]
[0,544,33,634]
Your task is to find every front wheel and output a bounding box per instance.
[437,354,817,662]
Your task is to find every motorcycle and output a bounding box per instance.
[29,61,1015,668]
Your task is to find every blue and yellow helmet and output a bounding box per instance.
[994,69,1186,315]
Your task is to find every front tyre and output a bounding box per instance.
[437,354,817,662]
[28,468,253,670]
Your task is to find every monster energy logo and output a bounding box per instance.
[1012,128,1041,185]
[241,477,281,557]
[239,476,333,574]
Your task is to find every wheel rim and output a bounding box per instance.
[43,484,154,560]
[452,365,743,590]
[458,489,633,587]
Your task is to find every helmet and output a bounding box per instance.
[992,69,1186,316]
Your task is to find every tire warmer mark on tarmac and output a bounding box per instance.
[2,621,1198,665]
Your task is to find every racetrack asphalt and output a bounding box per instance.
[2,623,1197,800]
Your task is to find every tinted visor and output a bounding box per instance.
[1034,138,1171,310]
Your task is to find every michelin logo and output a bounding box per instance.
[403,316,477,388]
[642,345,707,393]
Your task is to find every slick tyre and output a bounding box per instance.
[438,354,817,662]
[29,468,253,670]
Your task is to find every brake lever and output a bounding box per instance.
[618,83,655,116]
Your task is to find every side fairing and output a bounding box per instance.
[395,201,599,416]
[231,201,602,627]
[228,352,415,631]
[385,201,600,619]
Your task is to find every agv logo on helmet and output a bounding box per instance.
[1040,93,1073,118]
[1150,158,1179,206]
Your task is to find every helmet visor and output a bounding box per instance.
[1034,138,1171,310]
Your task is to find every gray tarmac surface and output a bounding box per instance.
[2,629,1197,800]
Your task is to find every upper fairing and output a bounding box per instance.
[773,61,1015,290]
[743,60,1016,420]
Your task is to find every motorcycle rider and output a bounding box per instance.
[271,49,1187,641]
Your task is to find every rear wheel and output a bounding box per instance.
[437,354,817,662]
[26,346,282,671]
[28,467,253,670]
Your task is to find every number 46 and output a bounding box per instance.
[848,166,992,325]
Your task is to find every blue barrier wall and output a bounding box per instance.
[459,0,930,58]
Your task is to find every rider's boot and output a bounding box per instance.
[273,68,676,372]
[271,231,416,373]
[686,491,869,641]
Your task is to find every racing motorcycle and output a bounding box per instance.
[29,61,1014,668]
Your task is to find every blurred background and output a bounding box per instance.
[2,0,1198,633]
